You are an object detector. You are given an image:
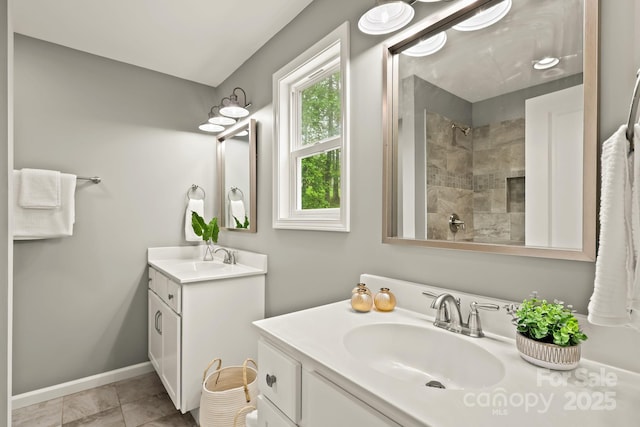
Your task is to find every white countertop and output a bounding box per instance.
[254,280,640,426]
[147,245,267,284]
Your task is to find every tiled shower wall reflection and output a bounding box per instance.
[426,112,525,244]
[426,112,474,241]
[472,118,525,244]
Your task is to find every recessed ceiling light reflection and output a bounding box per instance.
[401,32,447,57]
[533,57,560,70]
[452,0,512,32]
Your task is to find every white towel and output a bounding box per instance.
[185,198,204,242]
[13,170,77,239]
[589,125,634,326]
[18,168,61,209]
[230,199,246,227]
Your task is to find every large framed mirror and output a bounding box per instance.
[217,118,257,232]
[383,0,598,261]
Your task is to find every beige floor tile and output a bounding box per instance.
[115,373,165,405]
[138,412,197,427]
[12,397,63,427]
[62,385,120,424]
[121,393,176,427]
[62,407,125,427]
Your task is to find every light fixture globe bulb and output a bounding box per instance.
[358,1,415,35]
[220,104,250,118]
[198,122,224,133]
[209,115,236,126]
[402,31,447,57]
[452,0,512,32]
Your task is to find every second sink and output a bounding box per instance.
[343,323,505,390]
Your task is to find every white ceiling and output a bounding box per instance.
[12,0,314,87]
[399,0,583,102]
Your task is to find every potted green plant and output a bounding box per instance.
[191,211,219,261]
[506,292,587,370]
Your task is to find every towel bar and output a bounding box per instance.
[77,176,101,184]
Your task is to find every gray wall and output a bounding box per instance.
[12,35,216,394]
[215,0,640,321]
[1,0,10,423]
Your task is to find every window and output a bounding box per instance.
[273,22,349,231]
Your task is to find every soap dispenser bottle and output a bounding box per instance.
[351,282,372,296]
[351,288,373,312]
[374,288,397,312]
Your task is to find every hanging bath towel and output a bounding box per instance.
[186,198,205,242]
[589,125,634,326]
[13,170,77,239]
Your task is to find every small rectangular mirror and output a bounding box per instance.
[217,118,257,232]
[383,0,598,261]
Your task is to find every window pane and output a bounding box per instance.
[300,149,341,209]
[300,71,341,146]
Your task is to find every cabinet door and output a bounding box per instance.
[160,304,181,410]
[257,395,296,427]
[148,291,162,372]
[302,370,402,427]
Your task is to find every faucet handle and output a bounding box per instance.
[470,302,500,312]
[467,301,500,338]
[422,291,438,299]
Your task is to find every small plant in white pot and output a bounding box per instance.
[507,293,587,370]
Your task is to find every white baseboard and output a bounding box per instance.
[11,361,154,410]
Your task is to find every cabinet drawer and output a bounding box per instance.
[150,267,167,299]
[165,278,181,314]
[148,267,157,293]
[149,267,181,313]
[258,340,301,423]
[257,395,296,427]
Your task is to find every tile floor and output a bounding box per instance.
[12,372,197,427]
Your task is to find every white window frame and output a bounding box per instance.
[273,22,350,231]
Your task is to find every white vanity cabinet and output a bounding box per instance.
[257,338,401,427]
[148,265,265,413]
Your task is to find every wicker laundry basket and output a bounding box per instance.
[199,358,258,427]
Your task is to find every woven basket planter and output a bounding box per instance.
[516,333,580,371]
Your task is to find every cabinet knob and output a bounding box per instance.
[168,294,174,300]
[265,373,277,387]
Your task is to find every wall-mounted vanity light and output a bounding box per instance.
[209,105,237,126]
[198,87,251,133]
[219,87,251,118]
[401,31,447,57]
[358,0,452,35]
[358,1,415,35]
[451,0,512,31]
[198,106,225,133]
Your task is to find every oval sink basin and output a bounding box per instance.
[170,261,228,273]
[343,323,504,390]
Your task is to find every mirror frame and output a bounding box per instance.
[382,0,598,261]
[216,118,257,233]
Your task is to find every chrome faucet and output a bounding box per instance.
[214,247,236,264]
[431,293,463,333]
[423,291,499,338]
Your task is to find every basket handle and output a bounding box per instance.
[202,357,222,384]
[233,405,256,427]
[242,358,258,402]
